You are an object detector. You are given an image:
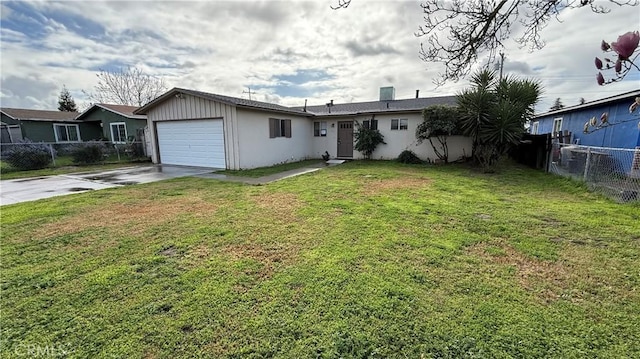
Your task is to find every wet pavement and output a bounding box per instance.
[1,161,345,206]
[0,165,215,206]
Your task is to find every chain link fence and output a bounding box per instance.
[1,141,150,173]
[549,143,640,202]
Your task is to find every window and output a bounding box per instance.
[531,121,539,134]
[110,122,128,143]
[552,118,563,134]
[53,124,80,142]
[362,119,378,130]
[269,118,291,138]
[391,118,408,130]
[314,121,327,137]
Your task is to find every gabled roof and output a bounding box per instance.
[535,89,640,118]
[76,103,146,121]
[301,96,457,116]
[1,108,79,122]
[135,88,311,116]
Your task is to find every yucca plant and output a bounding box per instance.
[457,69,542,170]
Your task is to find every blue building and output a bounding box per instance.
[532,89,640,149]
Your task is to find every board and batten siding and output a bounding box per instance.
[146,94,241,169]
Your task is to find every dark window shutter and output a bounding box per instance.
[284,119,292,138]
[371,119,378,130]
[269,118,276,138]
[363,120,370,129]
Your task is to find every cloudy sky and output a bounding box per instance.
[1,0,638,113]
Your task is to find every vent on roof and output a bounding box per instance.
[380,87,395,101]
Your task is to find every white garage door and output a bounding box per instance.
[156,119,225,168]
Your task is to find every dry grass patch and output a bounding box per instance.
[359,176,432,196]
[32,197,219,240]
[221,242,301,279]
[467,242,571,302]
[249,192,302,222]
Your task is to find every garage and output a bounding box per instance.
[156,119,225,168]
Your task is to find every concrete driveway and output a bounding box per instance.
[1,165,216,206]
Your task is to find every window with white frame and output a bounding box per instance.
[110,122,128,143]
[391,118,408,130]
[53,124,80,142]
[552,118,563,134]
[313,121,327,137]
[531,121,539,134]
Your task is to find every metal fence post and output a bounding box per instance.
[49,144,56,166]
[583,147,591,181]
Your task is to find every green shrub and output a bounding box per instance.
[397,150,423,164]
[71,143,105,165]
[354,121,386,159]
[3,141,53,170]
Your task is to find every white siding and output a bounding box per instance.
[235,108,314,169]
[146,94,240,169]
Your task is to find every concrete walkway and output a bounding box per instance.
[195,160,344,185]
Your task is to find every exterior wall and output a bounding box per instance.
[81,109,146,141]
[310,118,341,159]
[146,94,240,169]
[235,108,314,169]
[79,122,103,141]
[534,97,639,149]
[312,113,472,162]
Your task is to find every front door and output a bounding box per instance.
[337,121,353,158]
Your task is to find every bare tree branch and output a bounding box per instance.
[82,66,168,107]
[332,0,639,85]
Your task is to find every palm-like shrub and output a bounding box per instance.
[457,70,542,169]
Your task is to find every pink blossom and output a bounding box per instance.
[595,57,603,69]
[597,72,605,85]
[615,59,622,73]
[611,31,640,60]
[601,40,610,51]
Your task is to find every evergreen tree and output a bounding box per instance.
[550,97,564,111]
[58,86,78,112]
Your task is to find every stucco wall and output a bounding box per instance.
[311,113,472,162]
[235,108,314,169]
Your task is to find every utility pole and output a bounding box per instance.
[242,87,255,100]
[498,52,505,81]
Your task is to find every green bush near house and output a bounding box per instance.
[3,141,53,170]
[397,150,423,164]
[70,143,105,165]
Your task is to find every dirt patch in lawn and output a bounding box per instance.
[359,176,432,195]
[32,198,220,239]
[467,242,570,303]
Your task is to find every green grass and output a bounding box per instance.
[219,159,324,178]
[1,161,639,358]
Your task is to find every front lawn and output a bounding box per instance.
[1,161,638,358]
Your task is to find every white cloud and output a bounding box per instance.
[0,0,638,113]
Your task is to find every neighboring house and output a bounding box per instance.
[75,103,147,143]
[135,87,472,169]
[0,108,102,143]
[1,121,22,143]
[532,89,640,149]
